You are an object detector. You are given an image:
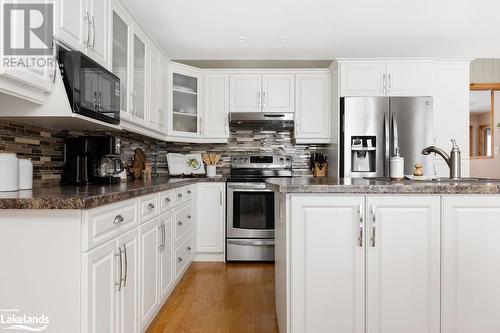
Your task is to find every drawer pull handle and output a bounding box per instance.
[187,246,192,251]
[177,221,183,226]
[178,193,183,198]
[177,257,183,263]
[114,215,124,224]
[187,215,192,219]
[147,203,155,211]
[165,197,171,203]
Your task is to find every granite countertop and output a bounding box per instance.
[0,176,226,210]
[266,177,500,194]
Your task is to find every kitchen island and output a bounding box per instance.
[268,177,500,333]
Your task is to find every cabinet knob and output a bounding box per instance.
[177,221,183,226]
[165,197,171,203]
[187,190,191,195]
[147,203,155,211]
[187,246,192,251]
[113,215,124,224]
[178,193,183,198]
[177,257,183,263]
[187,215,192,219]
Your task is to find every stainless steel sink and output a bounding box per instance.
[365,177,500,183]
[431,177,500,183]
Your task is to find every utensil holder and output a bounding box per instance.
[207,165,216,177]
[313,163,328,177]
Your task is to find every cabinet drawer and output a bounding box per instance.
[140,194,159,222]
[174,186,193,206]
[159,191,174,213]
[174,203,193,242]
[83,198,139,251]
[175,235,193,279]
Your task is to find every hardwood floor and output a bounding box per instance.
[146,262,279,333]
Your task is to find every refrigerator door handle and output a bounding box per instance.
[391,111,399,155]
[384,109,390,175]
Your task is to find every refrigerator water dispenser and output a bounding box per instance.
[351,137,376,173]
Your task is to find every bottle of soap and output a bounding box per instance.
[390,147,404,180]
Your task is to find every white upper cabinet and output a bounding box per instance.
[230,73,295,113]
[442,196,500,333]
[111,3,131,117]
[290,195,365,333]
[85,0,109,67]
[54,0,85,52]
[340,62,387,97]
[54,0,109,67]
[366,196,440,333]
[262,74,295,113]
[147,45,160,131]
[294,73,331,143]
[230,74,262,113]
[158,58,168,132]
[130,28,147,126]
[168,63,203,137]
[204,74,229,140]
[340,61,433,97]
[386,62,432,96]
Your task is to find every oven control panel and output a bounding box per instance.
[231,154,292,169]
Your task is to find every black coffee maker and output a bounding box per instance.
[63,136,124,184]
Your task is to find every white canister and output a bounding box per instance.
[19,158,33,190]
[206,165,216,177]
[390,147,404,180]
[0,153,19,191]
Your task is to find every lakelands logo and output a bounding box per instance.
[2,1,55,70]
[0,309,50,332]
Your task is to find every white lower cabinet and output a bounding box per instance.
[366,196,440,333]
[83,238,119,333]
[442,196,500,333]
[289,195,440,333]
[158,211,174,302]
[139,217,161,330]
[195,182,225,260]
[290,195,365,333]
[117,229,140,333]
[83,228,139,333]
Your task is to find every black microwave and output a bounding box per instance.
[59,51,120,125]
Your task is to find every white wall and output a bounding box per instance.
[470,91,500,177]
[432,62,470,177]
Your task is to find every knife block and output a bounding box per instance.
[313,163,328,177]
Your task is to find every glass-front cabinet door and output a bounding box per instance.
[111,8,130,117]
[131,31,147,126]
[168,64,202,137]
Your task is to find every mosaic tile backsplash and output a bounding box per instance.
[0,120,327,186]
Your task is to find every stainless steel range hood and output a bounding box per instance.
[229,112,294,130]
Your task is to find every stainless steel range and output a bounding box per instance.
[226,154,292,261]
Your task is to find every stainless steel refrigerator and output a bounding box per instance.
[340,97,434,178]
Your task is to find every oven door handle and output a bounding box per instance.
[230,188,272,192]
[227,239,275,246]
